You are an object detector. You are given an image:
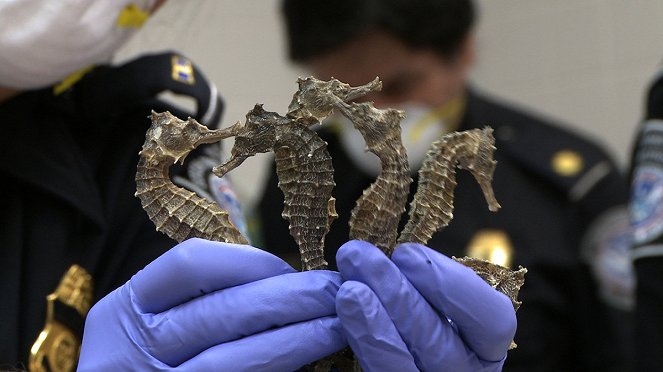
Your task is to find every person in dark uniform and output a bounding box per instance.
[257,0,634,370]
[2,1,521,370]
[629,68,663,372]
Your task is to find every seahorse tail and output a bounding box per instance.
[399,156,457,245]
[135,161,247,244]
[282,194,332,270]
[349,176,408,253]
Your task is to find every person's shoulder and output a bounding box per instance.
[467,89,625,200]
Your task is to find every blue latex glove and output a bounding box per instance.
[78,238,346,371]
[336,240,516,372]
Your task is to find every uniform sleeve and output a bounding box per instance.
[629,74,663,370]
[630,121,663,371]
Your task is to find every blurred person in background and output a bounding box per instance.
[629,68,663,372]
[258,0,635,370]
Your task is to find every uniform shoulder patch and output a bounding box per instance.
[631,166,663,244]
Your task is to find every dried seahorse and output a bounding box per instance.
[398,127,500,244]
[213,77,395,271]
[454,255,527,349]
[453,256,526,312]
[396,126,526,348]
[331,99,411,255]
[135,111,247,244]
[288,76,412,255]
[212,104,336,271]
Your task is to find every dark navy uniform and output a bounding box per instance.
[0,51,227,367]
[257,88,632,371]
[629,71,663,372]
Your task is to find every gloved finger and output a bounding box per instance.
[140,270,342,367]
[176,316,347,372]
[131,238,296,313]
[336,281,418,372]
[392,242,516,362]
[336,240,475,369]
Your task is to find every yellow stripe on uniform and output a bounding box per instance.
[407,94,466,142]
[52,65,95,95]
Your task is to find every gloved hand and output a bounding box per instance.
[336,240,516,372]
[78,238,346,371]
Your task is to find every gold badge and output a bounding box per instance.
[466,229,514,268]
[171,56,196,85]
[30,265,93,372]
[551,150,583,177]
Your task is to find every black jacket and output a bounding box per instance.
[629,72,663,372]
[257,88,631,371]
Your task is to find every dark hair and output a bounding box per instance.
[281,0,476,62]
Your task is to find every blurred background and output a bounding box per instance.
[115,0,663,211]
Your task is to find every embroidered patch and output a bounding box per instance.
[581,207,635,310]
[631,165,663,244]
[171,55,196,85]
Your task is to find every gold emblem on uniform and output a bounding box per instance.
[466,229,514,268]
[551,149,583,177]
[171,56,196,85]
[30,265,93,372]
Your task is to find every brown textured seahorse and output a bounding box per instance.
[454,255,526,349]
[332,99,411,255]
[398,127,500,244]
[288,76,412,255]
[135,111,247,244]
[396,126,527,347]
[212,104,336,271]
[213,77,397,271]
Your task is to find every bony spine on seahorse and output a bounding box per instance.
[135,111,247,244]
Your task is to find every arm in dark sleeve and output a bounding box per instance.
[629,69,663,371]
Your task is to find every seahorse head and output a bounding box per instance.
[461,127,501,211]
[142,111,219,164]
[286,76,382,123]
[212,105,280,178]
[230,104,279,157]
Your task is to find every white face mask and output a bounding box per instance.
[336,102,461,177]
[0,0,156,89]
